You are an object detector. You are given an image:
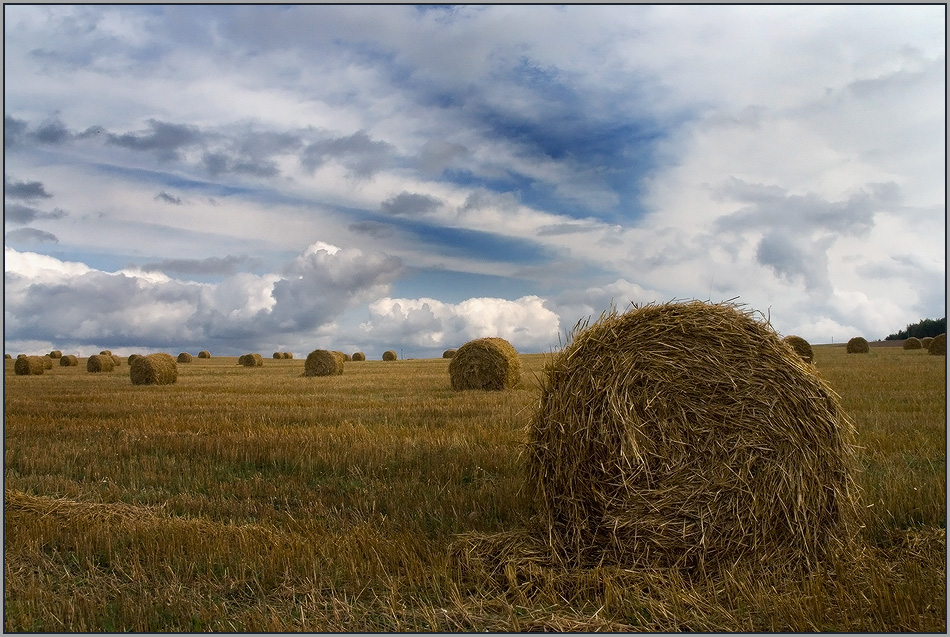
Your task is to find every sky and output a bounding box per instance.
[4,4,946,359]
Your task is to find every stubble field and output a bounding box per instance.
[3,345,946,631]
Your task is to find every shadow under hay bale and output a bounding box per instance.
[782,335,813,363]
[846,337,869,353]
[928,333,945,355]
[382,350,398,361]
[449,337,521,391]
[130,353,178,385]
[14,356,45,375]
[59,354,79,367]
[86,354,115,373]
[522,301,860,575]
[304,349,343,376]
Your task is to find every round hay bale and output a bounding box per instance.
[41,355,53,369]
[283,352,294,359]
[382,350,398,361]
[343,353,352,362]
[14,355,45,375]
[781,335,813,364]
[111,354,122,366]
[525,301,859,574]
[352,352,365,361]
[927,333,946,356]
[449,337,521,391]
[921,336,933,349]
[177,352,193,363]
[273,352,283,359]
[128,354,143,366]
[238,353,263,367]
[903,337,922,350]
[443,349,457,359]
[304,349,344,376]
[86,354,115,373]
[4,354,11,359]
[99,350,112,356]
[130,353,178,385]
[59,354,79,367]
[197,350,211,359]
[49,350,62,359]
[846,337,869,354]
[17,354,26,358]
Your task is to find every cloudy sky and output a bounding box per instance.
[4,5,946,359]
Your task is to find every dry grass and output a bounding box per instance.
[3,345,944,632]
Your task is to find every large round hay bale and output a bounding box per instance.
[903,337,922,350]
[352,352,365,361]
[846,337,869,354]
[927,333,946,356]
[921,336,934,349]
[177,352,193,363]
[130,353,178,385]
[59,354,79,367]
[782,335,813,363]
[197,350,211,359]
[14,356,45,375]
[449,337,521,391]
[525,301,859,574]
[304,349,344,376]
[382,350,398,361]
[86,354,115,373]
[443,349,457,359]
[49,350,62,359]
[238,353,263,367]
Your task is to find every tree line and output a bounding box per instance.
[884,317,946,341]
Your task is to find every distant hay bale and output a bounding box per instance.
[443,349,457,359]
[449,337,521,391]
[111,354,122,366]
[129,353,178,385]
[304,349,344,376]
[41,355,53,369]
[921,337,933,349]
[903,337,922,350]
[177,352,193,363]
[273,352,283,359]
[782,335,813,363]
[351,352,365,361]
[928,333,946,356]
[86,354,115,373]
[382,350,398,361]
[343,353,352,362]
[14,356,45,375]
[524,301,859,574]
[4,354,11,359]
[238,353,264,367]
[17,354,26,358]
[197,350,211,359]
[128,354,143,366]
[49,350,62,359]
[100,350,112,356]
[846,337,869,354]
[59,355,79,367]
[283,352,294,359]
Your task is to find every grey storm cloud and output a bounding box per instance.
[713,178,892,237]
[4,203,67,225]
[755,232,833,294]
[300,130,395,177]
[154,191,183,205]
[5,228,59,243]
[381,191,443,217]
[202,152,280,178]
[4,115,28,147]
[5,175,53,200]
[415,138,470,175]
[106,119,201,161]
[140,254,261,276]
[4,115,73,147]
[349,220,396,239]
